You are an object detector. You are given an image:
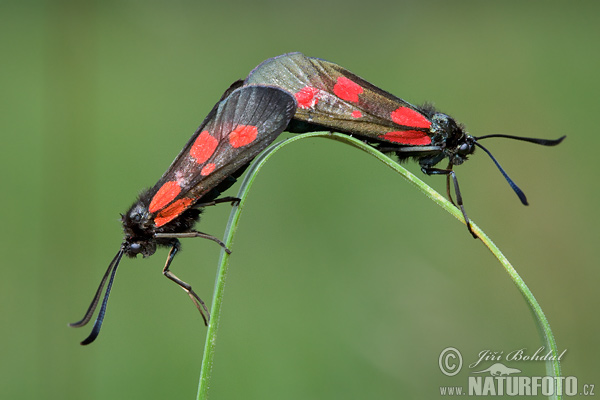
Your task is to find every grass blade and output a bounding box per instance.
[197,132,561,399]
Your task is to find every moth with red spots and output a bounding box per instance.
[245,52,565,237]
[70,83,296,345]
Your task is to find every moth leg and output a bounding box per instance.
[195,196,240,208]
[154,231,231,254]
[162,245,210,325]
[443,161,457,207]
[422,166,477,239]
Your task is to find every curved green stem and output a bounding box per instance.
[196,132,561,400]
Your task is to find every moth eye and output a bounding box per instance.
[129,243,142,254]
[458,142,471,155]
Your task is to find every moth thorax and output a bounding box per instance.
[430,113,463,140]
[124,203,153,230]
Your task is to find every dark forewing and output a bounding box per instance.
[146,85,296,227]
[245,52,433,145]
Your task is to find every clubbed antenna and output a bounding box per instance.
[473,135,565,204]
[70,248,124,345]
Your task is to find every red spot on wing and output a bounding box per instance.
[191,131,218,164]
[229,125,258,148]
[149,181,181,213]
[333,76,363,103]
[379,131,432,145]
[351,110,362,118]
[295,86,320,109]
[200,163,216,176]
[390,107,431,129]
[154,198,194,227]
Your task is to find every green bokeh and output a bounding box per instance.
[1,1,598,399]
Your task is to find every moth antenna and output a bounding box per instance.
[69,249,124,327]
[474,142,528,205]
[475,134,565,147]
[70,248,124,345]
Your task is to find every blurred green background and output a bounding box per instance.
[2,0,598,399]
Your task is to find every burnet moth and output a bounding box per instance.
[245,52,565,237]
[70,83,296,345]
